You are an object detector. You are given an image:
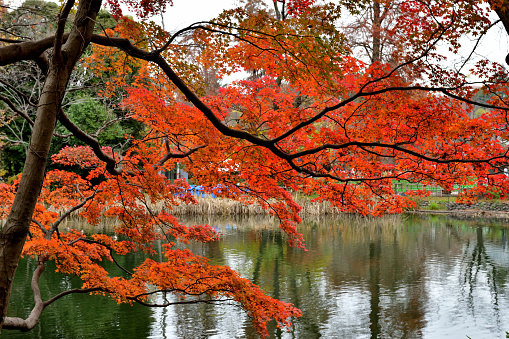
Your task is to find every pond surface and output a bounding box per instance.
[4,214,509,338]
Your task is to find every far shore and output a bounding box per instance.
[408,208,509,221]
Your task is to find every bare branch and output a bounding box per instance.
[0,94,34,126]
[0,79,38,107]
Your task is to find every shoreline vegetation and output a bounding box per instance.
[4,196,509,233]
[163,195,509,221]
[168,196,341,216]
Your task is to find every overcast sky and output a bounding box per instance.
[157,0,509,68]
[160,0,239,30]
[7,0,509,73]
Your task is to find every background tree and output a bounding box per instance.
[1,0,509,336]
[0,1,132,180]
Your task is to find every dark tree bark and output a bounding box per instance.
[0,0,102,330]
[493,2,509,64]
[372,0,381,63]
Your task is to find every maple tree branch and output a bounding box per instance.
[90,29,509,186]
[457,19,501,74]
[156,145,206,166]
[359,41,446,93]
[181,24,281,53]
[129,295,233,307]
[50,189,102,236]
[43,288,104,307]
[273,80,509,151]
[271,24,459,145]
[287,140,502,164]
[68,238,133,276]
[90,33,509,183]
[59,103,201,174]
[160,20,307,54]
[4,31,504,176]
[128,287,234,307]
[58,108,122,175]
[31,219,48,237]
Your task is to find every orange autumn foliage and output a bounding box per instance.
[3,0,509,336]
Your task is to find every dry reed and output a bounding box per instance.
[166,196,343,216]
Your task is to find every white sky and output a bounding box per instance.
[157,0,509,70]
[159,0,239,30]
[7,0,509,72]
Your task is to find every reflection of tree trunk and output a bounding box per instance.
[464,227,489,307]
[273,231,282,300]
[273,231,282,338]
[476,227,484,249]
[369,235,381,339]
[252,229,268,285]
[502,229,507,250]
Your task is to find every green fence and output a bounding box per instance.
[392,181,474,196]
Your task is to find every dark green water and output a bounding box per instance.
[3,214,509,338]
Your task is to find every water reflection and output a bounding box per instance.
[4,215,509,338]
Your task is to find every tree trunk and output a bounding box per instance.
[372,0,381,63]
[0,0,102,330]
[493,2,509,65]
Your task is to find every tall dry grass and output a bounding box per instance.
[0,195,360,232]
[166,196,342,216]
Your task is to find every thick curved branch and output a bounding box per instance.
[0,33,69,66]
[2,256,47,331]
[53,0,75,64]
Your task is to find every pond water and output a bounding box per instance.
[4,214,509,339]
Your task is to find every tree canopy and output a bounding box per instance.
[1,0,509,336]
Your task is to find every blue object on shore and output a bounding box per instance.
[188,185,216,198]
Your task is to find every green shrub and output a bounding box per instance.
[429,202,440,210]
